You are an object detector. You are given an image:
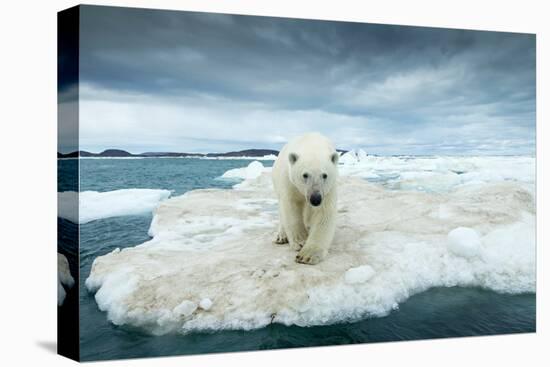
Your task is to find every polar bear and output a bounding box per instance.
[272,132,339,264]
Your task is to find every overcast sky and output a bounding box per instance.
[64,5,535,155]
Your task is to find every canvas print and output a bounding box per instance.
[57,5,536,362]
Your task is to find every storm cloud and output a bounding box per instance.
[72,5,535,155]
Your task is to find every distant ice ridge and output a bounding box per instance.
[58,189,171,224]
[86,158,535,335]
[337,154,535,193]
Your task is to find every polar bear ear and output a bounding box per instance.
[331,152,339,165]
[289,152,299,165]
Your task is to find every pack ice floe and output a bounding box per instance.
[86,156,535,334]
[58,189,171,224]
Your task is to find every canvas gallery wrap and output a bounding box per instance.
[57,4,536,362]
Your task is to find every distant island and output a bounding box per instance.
[57,148,281,159]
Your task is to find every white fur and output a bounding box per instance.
[272,132,339,264]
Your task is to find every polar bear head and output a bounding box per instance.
[288,151,339,207]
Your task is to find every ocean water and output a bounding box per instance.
[58,157,535,361]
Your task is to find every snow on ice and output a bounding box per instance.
[86,156,535,334]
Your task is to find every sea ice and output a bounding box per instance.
[86,156,535,334]
[58,189,171,224]
[447,227,481,258]
[58,253,74,306]
[337,154,535,193]
[221,161,271,181]
[339,150,358,165]
[345,265,375,284]
[199,298,213,311]
[356,149,368,161]
[173,300,198,317]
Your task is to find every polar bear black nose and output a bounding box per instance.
[309,192,322,206]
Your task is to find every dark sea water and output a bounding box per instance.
[58,158,535,361]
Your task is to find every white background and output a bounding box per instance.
[0,0,547,365]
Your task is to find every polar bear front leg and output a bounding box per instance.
[274,221,288,244]
[296,203,336,265]
[280,199,308,251]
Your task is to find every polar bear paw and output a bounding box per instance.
[295,245,325,265]
[273,231,289,244]
[290,237,306,251]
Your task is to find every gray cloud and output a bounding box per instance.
[76,5,535,155]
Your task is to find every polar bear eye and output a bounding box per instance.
[302,173,309,180]
[322,173,328,180]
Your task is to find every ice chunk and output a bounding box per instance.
[199,298,213,311]
[58,189,171,224]
[447,227,482,258]
[174,300,198,317]
[339,150,358,164]
[85,268,139,326]
[58,253,74,288]
[221,161,269,180]
[345,265,375,284]
[58,253,74,306]
[86,171,535,334]
[356,149,368,161]
[337,148,368,165]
